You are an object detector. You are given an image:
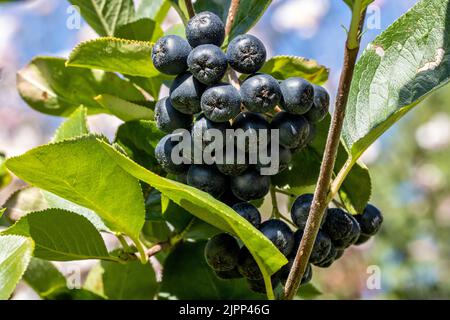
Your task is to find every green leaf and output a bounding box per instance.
[5,136,145,240]
[0,235,34,300]
[0,208,5,219]
[129,74,173,100]
[17,56,144,116]
[342,0,450,161]
[194,0,231,21]
[22,258,67,298]
[2,209,110,261]
[52,106,89,142]
[44,288,105,300]
[136,0,171,23]
[98,139,287,296]
[225,0,272,45]
[67,37,158,78]
[0,152,11,189]
[115,18,163,42]
[164,23,186,38]
[273,115,371,213]
[114,120,165,171]
[259,56,329,85]
[68,0,135,37]
[296,283,322,300]
[160,241,265,299]
[3,187,109,232]
[84,256,158,300]
[95,94,154,122]
[343,0,374,12]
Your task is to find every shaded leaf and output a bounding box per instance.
[22,258,67,298]
[160,241,265,299]
[136,0,171,23]
[115,18,163,42]
[95,94,154,122]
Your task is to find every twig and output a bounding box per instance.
[184,0,195,19]
[225,0,241,36]
[145,242,170,258]
[270,186,281,219]
[284,3,367,300]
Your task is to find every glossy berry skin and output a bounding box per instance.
[155,134,189,174]
[279,259,312,286]
[240,74,282,113]
[292,229,331,265]
[280,77,314,115]
[191,115,230,151]
[306,123,317,145]
[355,204,383,236]
[259,219,294,256]
[154,97,193,133]
[219,188,242,206]
[354,233,371,245]
[305,85,330,123]
[201,84,241,122]
[187,44,228,85]
[152,35,191,75]
[231,168,270,201]
[216,147,249,176]
[335,248,345,260]
[186,11,225,47]
[315,244,337,268]
[232,202,262,228]
[323,208,354,249]
[237,247,262,280]
[226,34,266,74]
[256,144,292,175]
[170,72,205,115]
[232,112,271,153]
[342,214,361,248]
[204,233,240,271]
[187,165,227,198]
[214,268,243,280]
[216,161,248,177]
[271,111,310,149]
[290,194,327,230]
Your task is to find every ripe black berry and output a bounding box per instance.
[247,276,280,294]
[322,208,354,249]
[155,134,189,174]
[191,115,230,151]
[227,34,267,74]
[152,35,191,75]
[204,233,240,271]
[186,11,225,47]
[240,74,282,113]
[315,244,337,268]
[292,229,331,265]
[187,44,227,85]
[259,219,294,256]
[279,259,312,286]
[232,112,271,153]
[216,147,249,176]
[355,204,383,236]
[280,77,314,115]
[237,247,262,280]
[290,194,328,230]
[256,144,292,175]
[232,202,262,228]
[305,85,330,123]
[187,165,227,198]
[354,233,371,245]
[170,72,205,115]
[271,111,310,149]
[201,83,241,122]
[231,168,270,201]
[154,97,193,133]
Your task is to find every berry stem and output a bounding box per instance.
[116,233,132,252]
[184,0,195,19]
[270,186,281,219]
[225,0,241,37]
[283,2,367,300]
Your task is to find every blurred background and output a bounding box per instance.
[3,0,450,300]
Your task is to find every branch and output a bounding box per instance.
[225,0,241,36]
[184,0,195,19]
[283,5,367,300]
[145,242,170,258]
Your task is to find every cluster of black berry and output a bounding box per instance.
[152,11,330,202]
[205,195,383,294]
